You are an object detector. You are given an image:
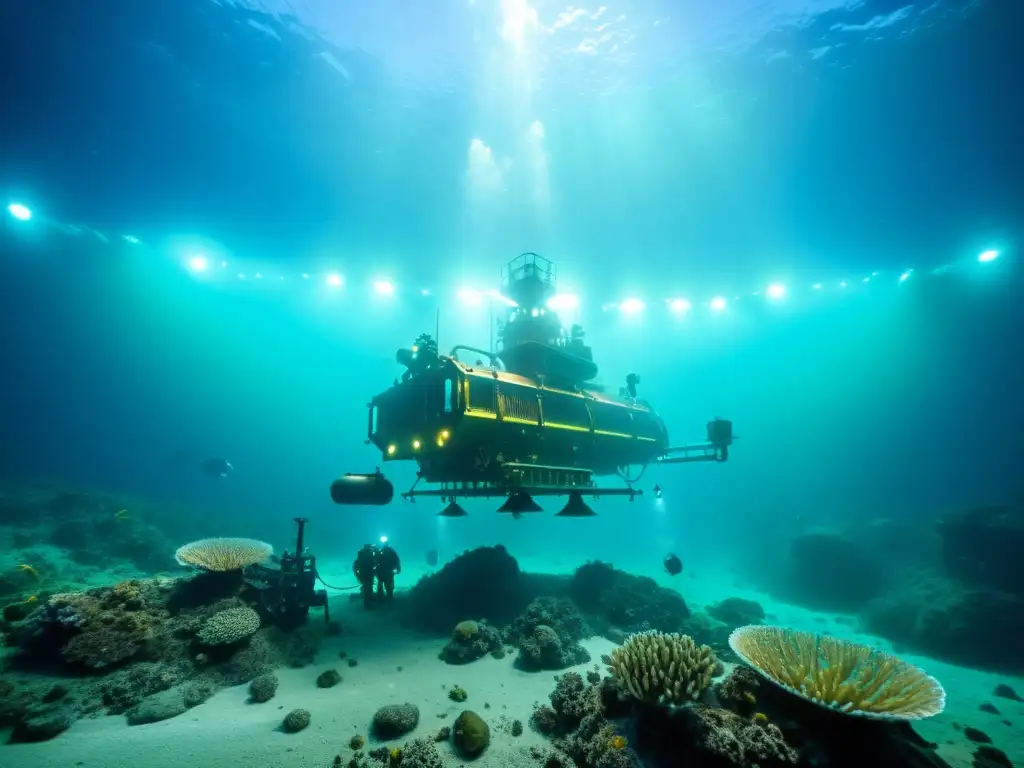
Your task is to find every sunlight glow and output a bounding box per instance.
[710,297,727,311]
[188,256,208,272]
[978,249,999,263]
[766,283,786,300]
[374,279,395,296]
[619,298,645,314]
[668,298,692,314]
[7,203,31,221]
[457,287,484,306]
[499,0,539,50]
[326,273,343,288]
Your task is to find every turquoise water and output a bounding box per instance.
[1,1,1022,765]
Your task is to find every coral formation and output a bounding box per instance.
[973,745,1014,767]
[862,570,1024,674]
[707,597,766,628]
[439,620,502,664]
[406,545,525,633]
[99,662,188,713]
[317,668,342,688]
[372,703,420,739]
[518,624,590,671]
[126,687,187,725]
[283,708,311,733]
[174,538,273,572]
[607,630,717,706]
[452,710,490,757]
[533,660,953,768]
[398,738,445,768]
[183,679,215,707]
[197,606,261,645]
[570,561,689,634]
[729,625,946,720]
[397,741,446,768]
[936,502,1024,594]
[448,685,467,702]
[248,673,278,702]
[506,596,591,644]
[716,665,762,717]
[28,580,174,669]
[683,705,797,765]
[505,596,591,671]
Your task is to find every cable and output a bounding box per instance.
[617,462,649,485]
[314,567,361,592]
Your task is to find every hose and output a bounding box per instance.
[314,567,361,592]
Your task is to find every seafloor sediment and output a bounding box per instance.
[0,487,1022,768]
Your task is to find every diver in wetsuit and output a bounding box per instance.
[352,544,378,609]
[375,543,402,602]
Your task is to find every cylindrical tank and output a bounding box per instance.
[330,472,394,506]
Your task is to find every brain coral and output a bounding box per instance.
[198,606,261,645]
[728,625,945,720]
[174,538,272,571]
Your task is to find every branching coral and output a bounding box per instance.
[174,538,272,572]
[728,625,946,720]
[607,630,717,706]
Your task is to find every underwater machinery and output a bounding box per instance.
[330,253,733,517]
[242,517,329,628]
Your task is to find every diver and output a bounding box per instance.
[375,541,402,602]
[352,544,378,609]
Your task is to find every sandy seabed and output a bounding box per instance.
[3,559,1024,768]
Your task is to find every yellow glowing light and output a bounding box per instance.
[412,439,421,450]
[387,444,396,455]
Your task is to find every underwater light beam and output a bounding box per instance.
[188,255,208,272]
[547,293,579,311]
[668,298,692,314]
[710,297,727,311]
[457,287,484,306]
[978,249,1000,263]
[619,298,645,314]
[766,283,786,300]
[326,273,343,288]
[374,279,395,296]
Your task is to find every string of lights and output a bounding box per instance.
[5,200,1010,317]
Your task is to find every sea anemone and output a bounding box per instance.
[728,625,945,720]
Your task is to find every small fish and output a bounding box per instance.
[202,458,234,478]
[114,509,131,520]
[17,564,39,579]
[663,553,683,576]
[425,549,438,566]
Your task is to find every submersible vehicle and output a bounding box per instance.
[331,253,732,516]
